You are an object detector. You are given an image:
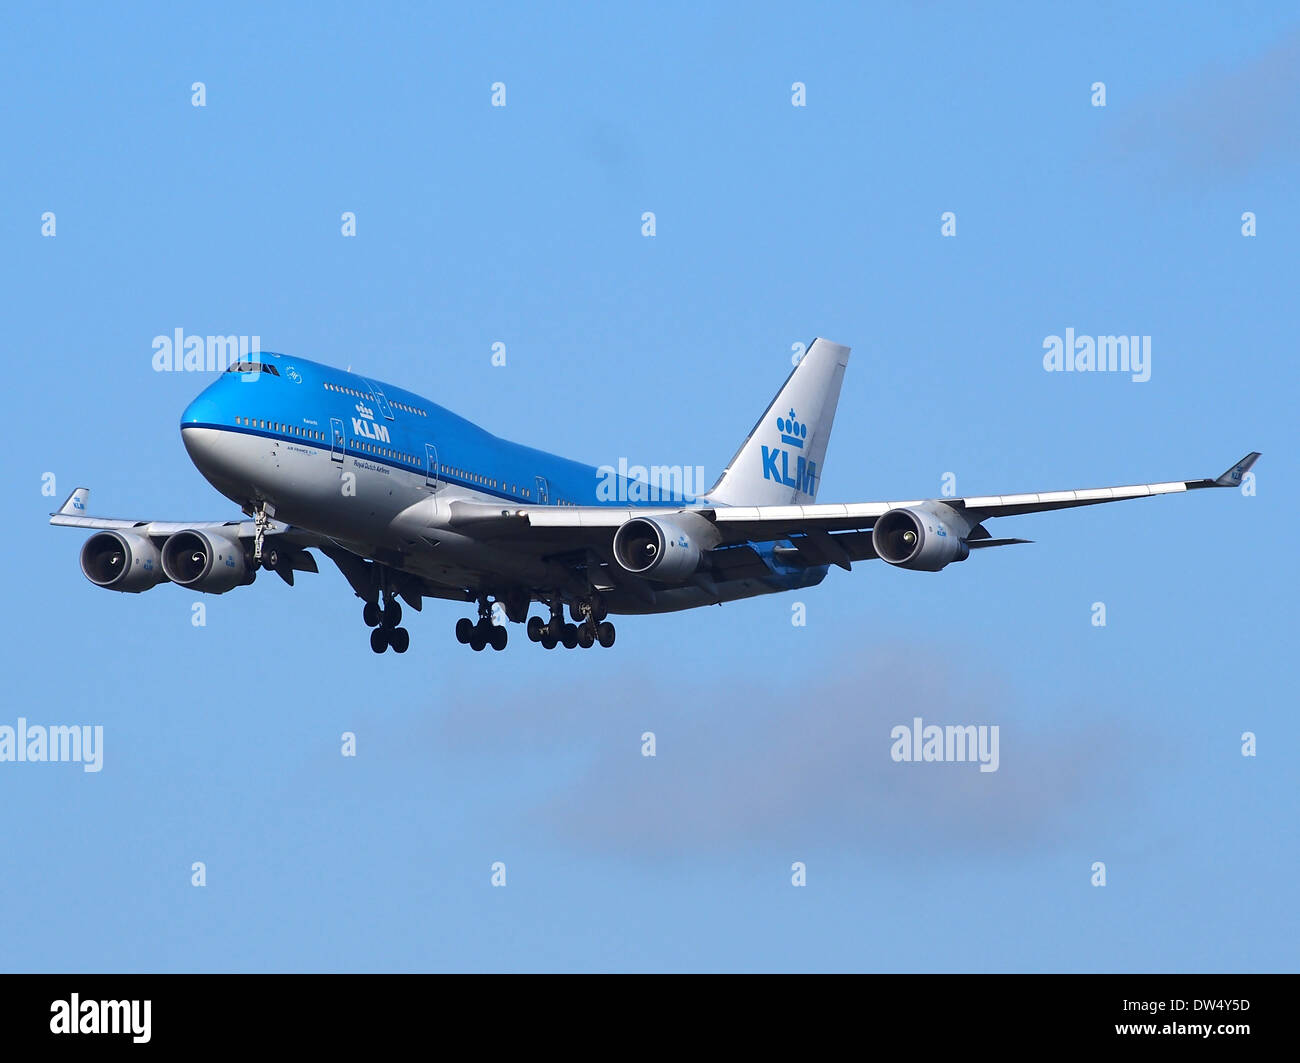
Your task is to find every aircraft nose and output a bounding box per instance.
[180,388,221,428]
[179,382,229,477]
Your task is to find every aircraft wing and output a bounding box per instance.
[443,451,1261,565]
[48,487,324,546]
[48,487,330,586]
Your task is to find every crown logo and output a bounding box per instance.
[776,408,807,449]
[355,401,374,419]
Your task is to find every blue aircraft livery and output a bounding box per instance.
[51,338,1259,654]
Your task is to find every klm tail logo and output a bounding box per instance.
[777,409,806,449]
[761,409,816,494]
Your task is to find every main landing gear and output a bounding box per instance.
[526,598,615,650]
[364,596,410,654]
[454,597,507,652]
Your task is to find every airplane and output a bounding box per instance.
[51,338,1259,654]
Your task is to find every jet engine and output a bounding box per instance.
[160,530,255,593]
[871,505,971,572]
[612,515,707,582]
[80,531,168,592]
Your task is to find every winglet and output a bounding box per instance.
[1213,452,1260,488]
[55,487,90,516]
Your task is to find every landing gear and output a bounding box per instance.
[251,501,274,566]
[456,597,507,651]
[365,595,408,653]
[569,595,608,625]
[447,593,616,652]
[528,597,615,650]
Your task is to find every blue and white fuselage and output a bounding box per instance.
[178,351,828,617]
[54,336,1256,653]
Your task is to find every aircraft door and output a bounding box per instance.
[365,381,395,420]
[425,444,439,488]
[330,418,345,462]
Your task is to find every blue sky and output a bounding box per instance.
[1,1,1296,971]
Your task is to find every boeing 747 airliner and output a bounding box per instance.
[52,339,1259,653]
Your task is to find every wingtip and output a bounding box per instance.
[53,487,91,517]
[1214,452,1260,487]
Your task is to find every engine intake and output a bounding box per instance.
[161,530,254,593]
[612,516,706,582]
[872,506,970,572]
[80,531,167,592]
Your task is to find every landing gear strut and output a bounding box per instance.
[455,597,507,652]
[365,572,409,654]
[251,501,274,566]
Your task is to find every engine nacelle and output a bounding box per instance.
[161,530,255,593]
[80,531,167,593]
[612,515,708,582]
[871,505,971,572]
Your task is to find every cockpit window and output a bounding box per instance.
[225,362,280,376]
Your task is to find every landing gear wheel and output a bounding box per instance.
[560,623,578,649]
[527,616,544,642]
[597,621,616,648]
[489,625,507,651]
[370,627,389,654]
[569,603,584,623]
[363,602,382,628]
[469,625,488,651]
[383,600,402,627]
[540,625,558,650]
[577,624,595,649]
[389,627,409,654]
[455,617,474,644]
